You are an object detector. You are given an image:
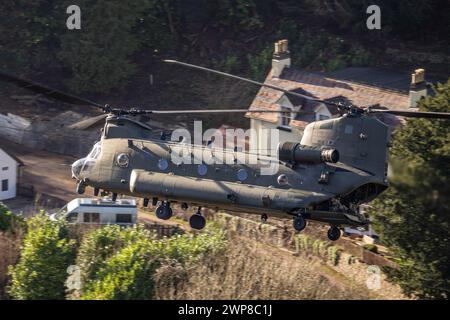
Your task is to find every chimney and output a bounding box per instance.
[409,68,427,108]
[272,39,291,78]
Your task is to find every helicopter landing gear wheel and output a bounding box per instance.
[327,226,341,241]
[156,202,172,220]
[293,214,307,232]
[189,214,206,230]
[76,182,86,195]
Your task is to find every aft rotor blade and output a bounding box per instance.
[0,71,104,108]
[368,109,450,119]
[164,60,339,107]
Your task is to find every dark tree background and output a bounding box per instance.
[0,0,448,93]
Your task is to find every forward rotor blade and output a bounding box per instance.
[164,60,339,107]
[146,108,305,114]
[0,71,104,108]
[69,114,108,130]
[368,109,450,119]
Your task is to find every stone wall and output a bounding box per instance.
[0,111,99,157]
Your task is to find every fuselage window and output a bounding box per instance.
[198,164,208,176]
[344,125,354,134]
[158,159,169,171]
[237,168,248,181]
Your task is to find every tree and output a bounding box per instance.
[368,80,450,299]
[0,202,25,233]
[0,1,64,73]
[8,213,76,300]
[58,0,151,93]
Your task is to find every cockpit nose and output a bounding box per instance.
[71,158,86,180]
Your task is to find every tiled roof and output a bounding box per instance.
[246,67,411,128]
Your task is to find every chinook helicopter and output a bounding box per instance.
[1,61,449,241]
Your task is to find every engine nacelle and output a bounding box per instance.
[278,142,339,164]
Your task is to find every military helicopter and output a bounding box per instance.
[1,61,449,241]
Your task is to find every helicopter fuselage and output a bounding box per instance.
[72,114,390,227]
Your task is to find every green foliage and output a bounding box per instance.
[327,246,342,266]
[350,47,372,67]
[8,213,76,300]
[363,244,378,254]
[247,47,272,81]
[77,224,227,299]
[368,80,450,299]
[0,203,25,234]
[295,234,341,265]
[325,55,347,72]
[212,55,241,73]
[211,0,263,32]
[58,0,151,93]
[75,224,151,287]
[0,1,65,72]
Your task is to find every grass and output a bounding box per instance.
[154,233,372,300]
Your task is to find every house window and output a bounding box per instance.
[2,167,8,171]
[1,179,8,192]
[280,106,292,127]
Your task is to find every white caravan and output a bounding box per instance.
[50,198,137,225]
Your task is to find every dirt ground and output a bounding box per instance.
[0,139,78,202]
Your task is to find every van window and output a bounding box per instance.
[67,212,78,223]
[83,212,100,223]
[116,214,132,224]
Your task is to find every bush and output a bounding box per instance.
[0,203,25,234]
[350,47,372,67]
[8,213,76,300]
[363,244,379,254]
[325,55,347,72]
[77,224,227,299]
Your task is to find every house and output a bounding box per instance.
[0,148,23,200]
[246,39,429,155]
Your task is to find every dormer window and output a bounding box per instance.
[279,106,292,127]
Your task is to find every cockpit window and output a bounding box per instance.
[88,142,102,159]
